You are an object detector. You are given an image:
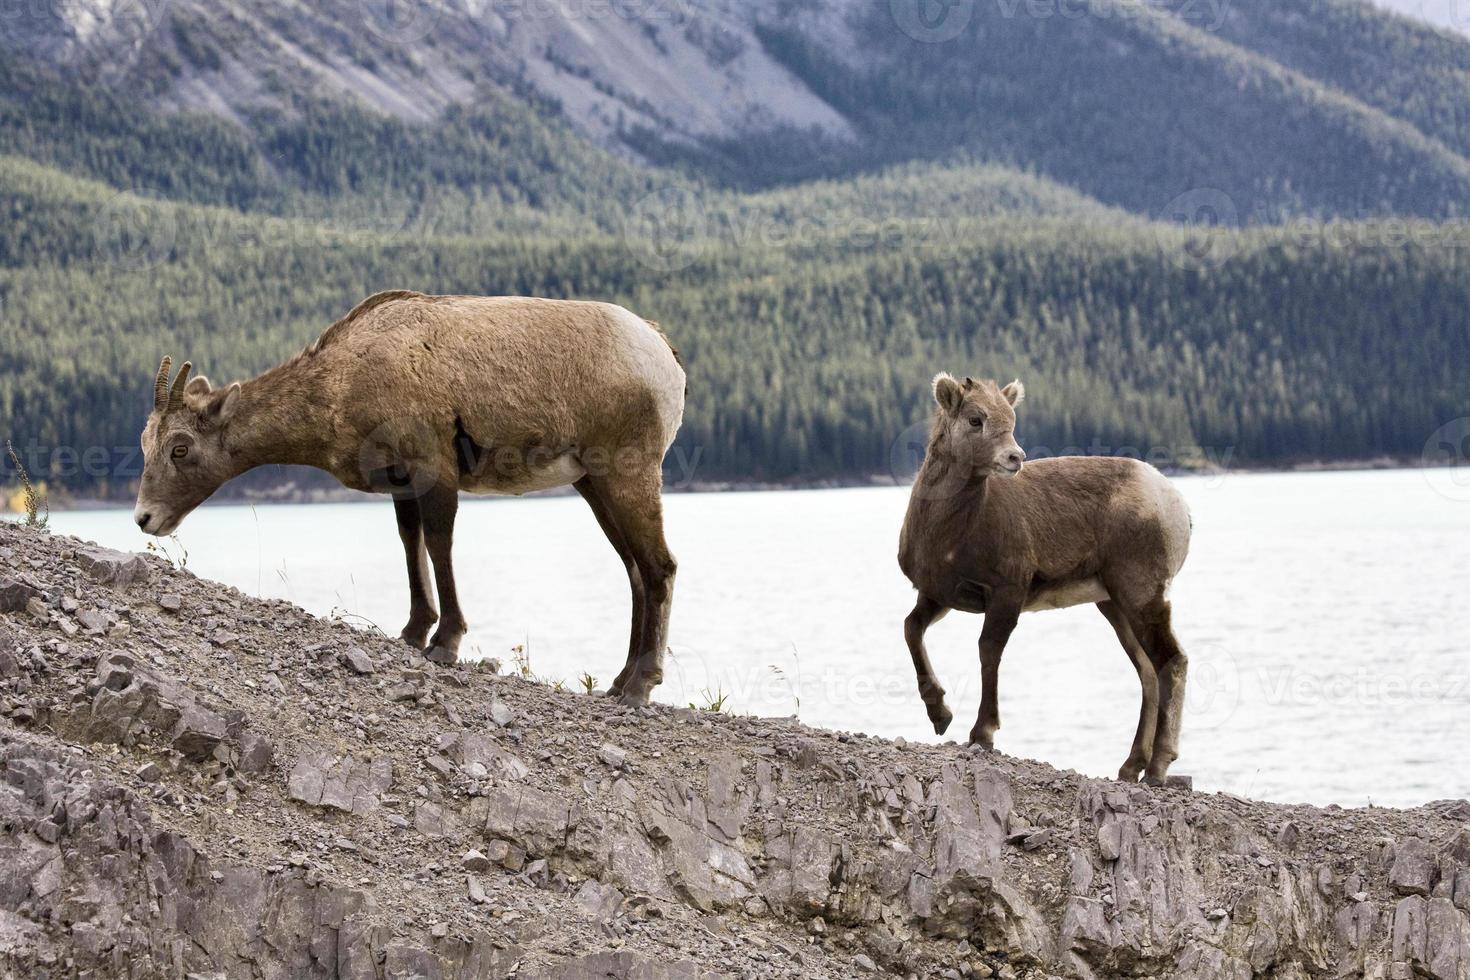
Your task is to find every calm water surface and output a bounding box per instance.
[41,468,1470,809]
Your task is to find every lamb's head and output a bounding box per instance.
[133,357,242,536]
[931,373,1027,478]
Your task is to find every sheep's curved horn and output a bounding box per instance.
[167,361,193,413]
[153,357,173,413]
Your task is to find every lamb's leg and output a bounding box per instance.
[971,595,1022,749]
[1135,598,1189,785]
[1098,600,1158,782]
[574,476,645,696]
[418,482,466,666]
[393,496,439,649]
[590,468,676,706]
[904,595,953,735]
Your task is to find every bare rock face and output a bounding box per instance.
[3,520,1470,978]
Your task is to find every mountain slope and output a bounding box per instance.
[6,0,1470,221]
[5,522,1470,978]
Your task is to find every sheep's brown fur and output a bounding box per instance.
[898,373,1192,783]
[135,291,686,701]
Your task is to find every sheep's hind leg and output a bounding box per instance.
[1098,600,1158,782]
[1135,598,1189,785]
[574,476,646,697]
[904,595,953,735]
[419,482,467,666]
[588,467,676,707]
[393,496,439,649]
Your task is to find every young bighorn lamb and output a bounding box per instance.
[134,291,686,704]
[898,374,1192,784]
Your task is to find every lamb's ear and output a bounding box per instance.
[933,372,964,415]
[207,383,242,423]
[1001,379,1026,407]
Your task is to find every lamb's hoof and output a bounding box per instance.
[400,632,429,651]
[932,707,954,736]
[1117,767,1143,783]
[616,690,652,708]
[423,646,459,667]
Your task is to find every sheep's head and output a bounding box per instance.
[931,373,1027,478]
[133,357,242,536]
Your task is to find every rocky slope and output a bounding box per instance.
[3,518,1470,979]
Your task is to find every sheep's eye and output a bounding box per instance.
[171,445,189,460]
[969,416,985,429]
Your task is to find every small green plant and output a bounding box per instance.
[511,642,533,680]
[689,686,730,713]
[5,440,48,528]
[579,672,598,695]
[145,534,189,570]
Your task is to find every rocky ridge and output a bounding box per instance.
[2,519,1470,979]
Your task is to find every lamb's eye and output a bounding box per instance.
[970,416,985,429]
[171,445,189,460]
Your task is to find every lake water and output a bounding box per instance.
[36,468,1470,809]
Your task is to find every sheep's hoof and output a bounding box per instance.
[1117,765,1143,783]
[423,645,460,667]
[932,707,953,736]
[400,630,430,650]
[616,690,652,708]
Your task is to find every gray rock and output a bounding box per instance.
[1391,837,1436,896]
[74,546,151,587]
[599,743,628,769]
[286,748,393,815]
[172,704,228,761]
[489,698,515,728]
[74,608,109,634]
[0,579,39,614]
[342,646,375,675]
[462,849,491,872]
[158,594,183,612]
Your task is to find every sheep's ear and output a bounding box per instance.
[183,376,212,406]
[207,383,242,423]
[1001,379,1026,407]
[933,373,964,415]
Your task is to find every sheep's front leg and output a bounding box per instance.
[904,595,953,735]
[393,496,439,649]
[418,482,466,666]
[971,594,1022,749]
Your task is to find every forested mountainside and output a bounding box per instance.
[1,0,1467,495]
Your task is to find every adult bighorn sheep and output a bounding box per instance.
[897,374,1192,784]
[135,290,686,703]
